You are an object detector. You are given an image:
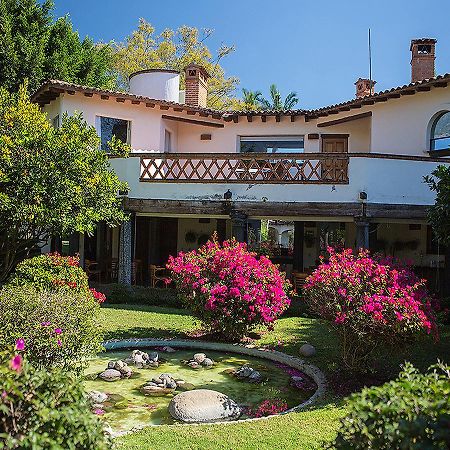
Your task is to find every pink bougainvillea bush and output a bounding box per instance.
[167,234,292,339]
[303,247,438,371]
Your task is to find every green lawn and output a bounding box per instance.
[100,304,450,450]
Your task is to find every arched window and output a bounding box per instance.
[430,111,450,151]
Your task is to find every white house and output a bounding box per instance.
[33,38,450,287]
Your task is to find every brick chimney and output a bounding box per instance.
[184,64,210,108]
[410,38,437,83]
[355,78,376,98]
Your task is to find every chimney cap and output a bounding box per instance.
[354,77,377,86]
[185,63,210,79]
[410,38,437,51]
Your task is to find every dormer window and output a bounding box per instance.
[430,111,450,152]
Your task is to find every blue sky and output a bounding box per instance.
[53,0,450,109]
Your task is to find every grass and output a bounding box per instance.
[100,304,450,450]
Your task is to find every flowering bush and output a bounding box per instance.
[303,247,438,371]
[331,362,450,449]
[0,284,103,370]
[10,252,106,303]
[167,234,292,339]
[0,341,110,449]
[246,399,289,417]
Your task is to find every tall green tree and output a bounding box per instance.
[43,16,116,89]
[0,84,128,281]
[113,19,239,109]
[425,165,450,295]
[0,0,52,92]
[0,0,115,93]
[259,84,299,110]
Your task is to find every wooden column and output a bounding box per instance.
[293,221,305,271]
[355,219,370,249]
[216,218,227,243]
[230,211,248,243]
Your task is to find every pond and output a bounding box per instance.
[84,346,318,433]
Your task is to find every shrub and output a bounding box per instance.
[96,283,182,307]
[0,284,103,370]
[303,248,438,372]
[331,362,450,449]
[167,234,292,339]
[10,252,105,302]
[0,341,110,449]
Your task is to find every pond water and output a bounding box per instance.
[84,348,316,433]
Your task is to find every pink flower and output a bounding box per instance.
[9,354,22,373]
[54,328,62,335]
[93,408,105,415]
[15,338,25,351]
[41,321,51,327]
[57,339,62,347]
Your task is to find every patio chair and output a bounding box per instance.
[85,259,102,282]
[132,259,143,285]
[107,258,119,282]
[292,271,309,293]
[149,264,168,288]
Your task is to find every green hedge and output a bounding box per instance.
[96,283,182,308]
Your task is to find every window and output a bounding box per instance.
[52,115,60,128]
[98,116,130,151]
[430,111,450,152]
[240,136,304,153]
[164,129,172,152]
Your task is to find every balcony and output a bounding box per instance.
[139,153,349,184]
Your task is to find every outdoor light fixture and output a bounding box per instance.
[359,191,368,201]
[118,189,129,197]
[224,189,232,200]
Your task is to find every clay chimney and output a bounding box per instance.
[184,64,209,108]
[355,78,376,98]
[410,38,437,83]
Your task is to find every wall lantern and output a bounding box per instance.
[224,189,232,200]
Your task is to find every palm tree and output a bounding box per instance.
[259,84,299,111]
[241,88,263,111]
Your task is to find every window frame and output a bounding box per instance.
[96,115,131,152]
[429,111,450,153]
[239,135,305,154]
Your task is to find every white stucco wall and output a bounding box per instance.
[42,84,450,157]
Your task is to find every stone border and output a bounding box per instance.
[102,338,326,435]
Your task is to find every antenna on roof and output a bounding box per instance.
[368,28,373,95]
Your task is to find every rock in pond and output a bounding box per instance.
[299,343,316,357]
[99,368,122,382]
[169,389,241,423]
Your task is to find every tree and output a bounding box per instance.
[241,88,263,111]
[43,16,116,90]
[0,0,52,93]
[0,84,128,281]
[0,0,115,93]
[259,84,299,110]
[425,165,450,295]
[112,19,239,109]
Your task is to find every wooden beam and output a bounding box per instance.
[401,90,415,96]
[84,92,93,97]
[434,82,448,88]
[374,97,388,102]
[101,94,109,100]
[417,86,431,92]
[261,115,267,122]
[160,105,170,110]
[161,114,224,128]
[290,115,295,122]
[124,198,430,220]
[275,114,281,122]
[233,115,239,123]
[116,98,125,103]
[146,102,155,108]
[247,115,253,122]
[317,111,372,128]
[131,100,140,105]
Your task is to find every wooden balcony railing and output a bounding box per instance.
[139,153,349,184]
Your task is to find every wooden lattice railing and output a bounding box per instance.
[139,153,349,184]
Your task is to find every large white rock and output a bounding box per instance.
[169,389,241,423]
